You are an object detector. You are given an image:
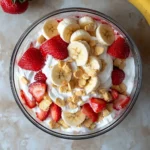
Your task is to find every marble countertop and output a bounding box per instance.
[0,0,150,149]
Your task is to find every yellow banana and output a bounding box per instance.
[129,0,150,25]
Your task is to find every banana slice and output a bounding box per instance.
[57,18,80,43]
[68,41,90,66]
[85,76,100,94]
[79,16,95,28]
[70,29,91,42]
[96,24,115,46]
[62,18,78,24]
[62,110,86,126]
[84,56,101,72]
[42,19,59,39]
[50,64,72,86]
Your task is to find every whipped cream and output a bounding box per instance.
[123,57,135,94]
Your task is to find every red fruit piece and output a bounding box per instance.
[90,98,106,113]
[50,103,61,122]
[20,90,36,109]
[40,35,68,60]
[36,109,50,121]
[18,47,45,71]
[29,82,47,103]
[112,68,125,85]
[34,71,47,82]
[107,37,130,59]
[1,0,28,14]
[113,94,130,110]
[81,103,98,122]
[111,89,119,100]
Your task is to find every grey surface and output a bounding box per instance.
[0,0,150,149]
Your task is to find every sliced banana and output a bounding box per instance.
[79,16,95,28]
[70,29,91,42]
[85,76,100,94]
[62,18,78,24]
[50,64,72,86]
[42,19,59,39]
[62,110,86,126]
[84,56,101,72]
[57,18,80,43]
[96,24,115,46]
[68,41,90,66]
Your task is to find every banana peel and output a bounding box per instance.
[128,0,150,25]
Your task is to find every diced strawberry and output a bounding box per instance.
[34,71,47,82]
[112,68,125,85]
[81,103,98,122]
[57,19,63,22]
[50,103,61,122]
[113,94,130,110]
[111,89,119,100]
[90,98,107,113]
[107,37,130,59]
[18,47,45,71]
[29,82,47,103]
[36,109,50,121]
[20,90,36,109]
[40,35,68,60]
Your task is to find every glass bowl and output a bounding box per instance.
[10,7,142,140]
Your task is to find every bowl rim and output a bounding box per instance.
[9,7,142,140]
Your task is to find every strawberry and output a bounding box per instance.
[18,47,45,71]
[20,90,36,109]
[36,109,50,121]
[107,37,130,59]
[111,89,119,100]
[29,82,47,103]
[113,94,130,110]
[111,68,125,85]
[34,71,47,82]
[40,35,68,60]
[90,98,107,113]
[1,0,29,14]
[81,103,98,122]
[50,103,61,122]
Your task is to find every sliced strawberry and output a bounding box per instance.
[36,109,50,121]
[40,35,68,60]
[107,37,130,59]
[81,103,98,122]
[50,103,61,122]
[18,47,45,71]
[29,82,46,103]
[90,98,107,113]
[112,68,125,85]
[20,90,36,109]
[111,89,119,100]
[113,94,130,110]
[34,71,47,82]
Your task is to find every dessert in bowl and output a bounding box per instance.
[10,8,142,139]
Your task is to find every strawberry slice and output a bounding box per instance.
[20,90,36,109]
[111,89,119,100]
[36,109,50,121]
[50,103,61,122]
[113,94,130,110]
[34,71,47,82]
[81,103,98,122]
[112,68,125,85]
[18,47,45,71]
[29,82,47,103]
[107,37,130,59]
[40,35,68,60]
[90,98,107,113]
